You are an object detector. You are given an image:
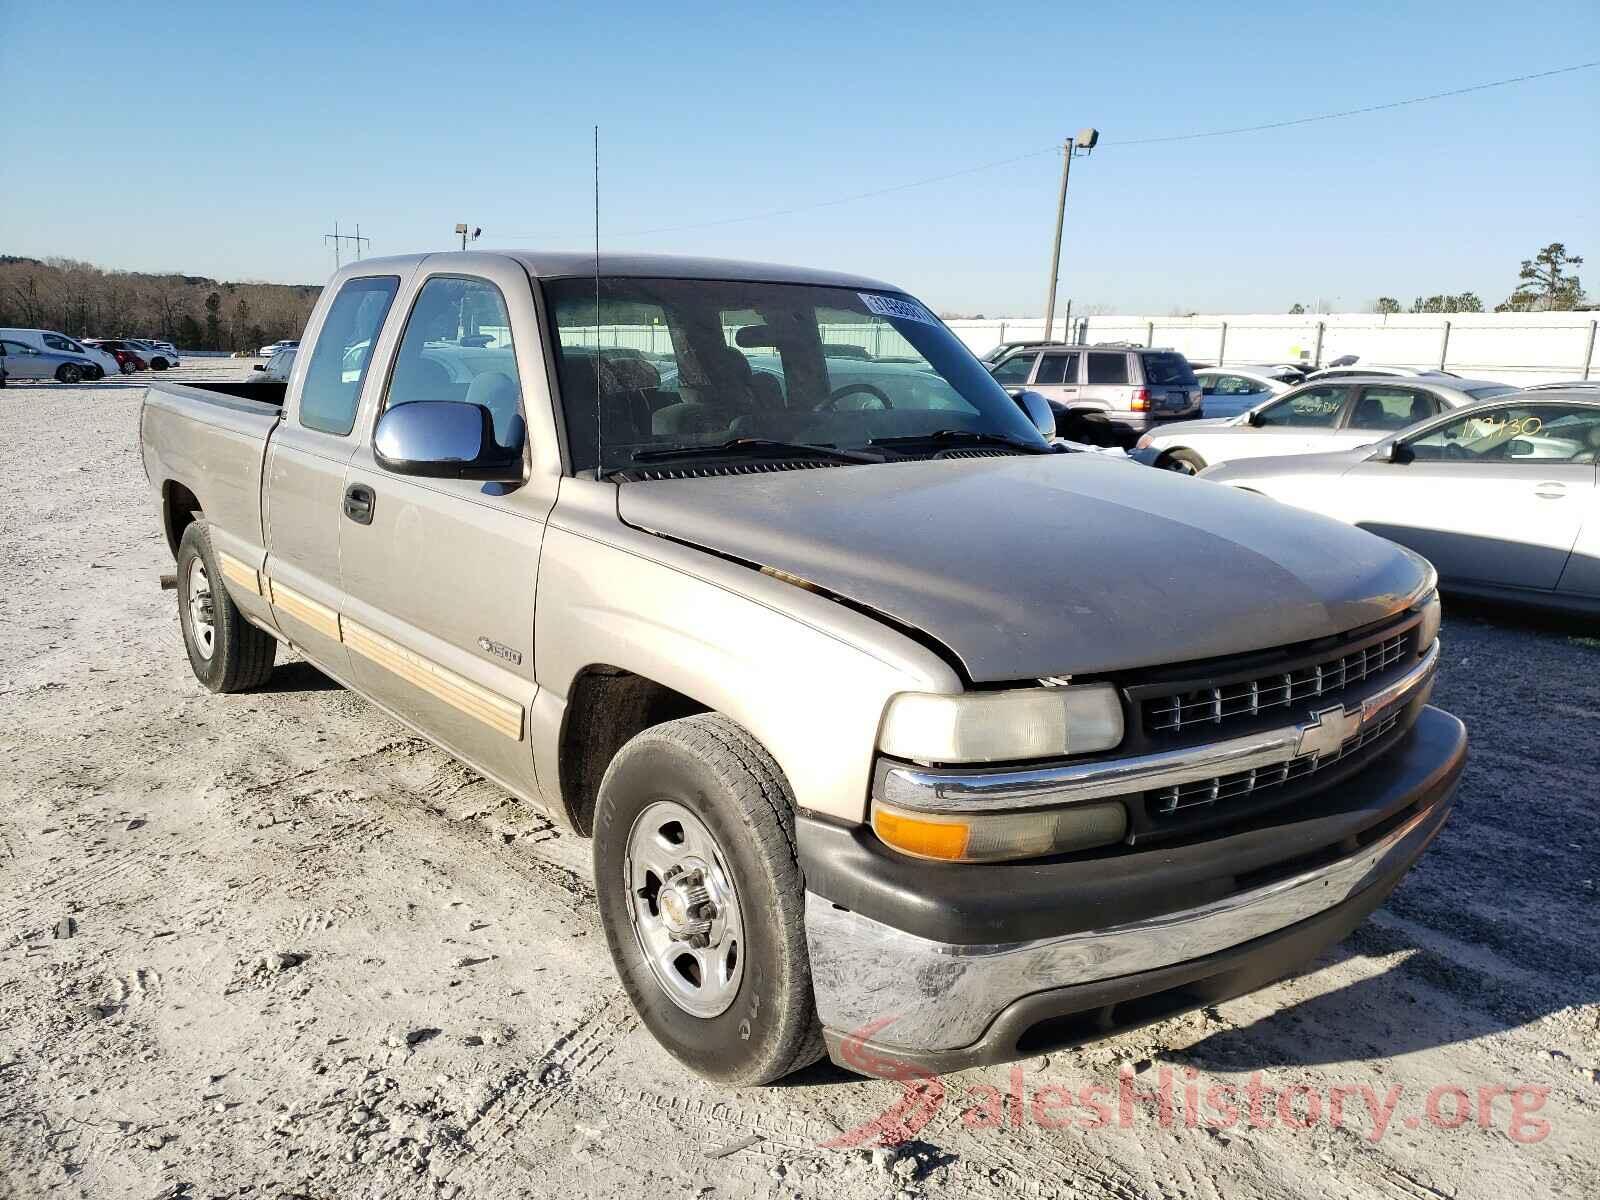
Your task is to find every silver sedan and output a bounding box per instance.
[1201,391,1600,614]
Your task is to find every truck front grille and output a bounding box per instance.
[1149,711,1402,815]
[1143,629,1410,738]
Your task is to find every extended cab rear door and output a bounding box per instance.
[336,256,559,801]
[263,273,406,677]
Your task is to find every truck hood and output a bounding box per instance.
[617,455,1428,683]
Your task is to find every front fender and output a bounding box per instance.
[531,482,962,825]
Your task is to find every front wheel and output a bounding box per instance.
[593,714,823,1085]
[1161,448,1208,475]
[151,358,169,370]
[176,522,277,692]
[56,364,82,384]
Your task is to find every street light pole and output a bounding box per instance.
[1042,138,1074,341]
[1041,128,1098,341]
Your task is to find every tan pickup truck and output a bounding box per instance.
[139,251,1465,1083]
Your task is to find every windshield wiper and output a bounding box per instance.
[869,429,1047,454]
[631,437,884,465]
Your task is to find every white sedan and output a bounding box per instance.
[1201,392,1600,614]
[1131,374,1516,475]
[1193,367,1296,419]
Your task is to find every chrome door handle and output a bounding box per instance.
[1534,483,1567,499]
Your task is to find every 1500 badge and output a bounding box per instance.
[477,637,522,665]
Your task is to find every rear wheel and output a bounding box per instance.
[119,359,136,374]
[176,522,276,692]
[1161,447,1208,475]
[56,364,82,384]
[593,714,823,1085]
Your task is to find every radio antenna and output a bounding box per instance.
[593,124,603,478]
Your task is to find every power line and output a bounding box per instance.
[1108,59,1599,146]
[487,59,1598,242]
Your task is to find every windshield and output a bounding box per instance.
[1142,352,1197,386]
[543,277,1047,474]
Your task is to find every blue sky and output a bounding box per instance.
[2,0,1595,314]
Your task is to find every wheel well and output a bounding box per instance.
[162,481,202,558]
[558,667,709,836]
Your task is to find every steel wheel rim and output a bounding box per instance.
[187,561,216,659]
[624,799,745,1018]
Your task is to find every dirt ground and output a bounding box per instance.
[1,362,1596,1200]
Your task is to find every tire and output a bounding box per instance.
[1161,447,1208,475]
[56,364,83,384]
[151,358,168,370]
[176,521,276,692]
[120,359,136,374]
[593,714,824,1085]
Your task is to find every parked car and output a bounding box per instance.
[1517,380,1600,393]
[987,342,1203,436]
[978,337,1064,365]
[258,338,299,358]
[246,347,296,387]
[1194,367,1297,418]
[0,335,100,383]
[1202,391,1600,614]
[134,339,181,368]
[1306,365,1484,383]
[118,338,178,370]
[1132,375,1517,474]
[86,339,150,371]
[140,249,1461,1084]
[0,329,119,380]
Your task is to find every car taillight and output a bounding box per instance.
[1130,387,1149,411]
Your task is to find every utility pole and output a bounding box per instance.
[455,223,481,252]
[1042,128,1098,341]
[323,221,370,269]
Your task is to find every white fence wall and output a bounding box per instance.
[943,312,1600,386]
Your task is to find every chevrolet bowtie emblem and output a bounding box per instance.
[1296,705,1362,758]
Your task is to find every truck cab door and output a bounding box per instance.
[263,273,403,677]
[337,261,558,802]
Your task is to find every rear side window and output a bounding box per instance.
[1034,352,1079,385]
[989,352,1036,386]
[1352,386,1436,430]
[299,276,400,436]
[1086,353,1129,385]
[1141,353,1196,385]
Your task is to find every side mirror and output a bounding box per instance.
[1010,388,1057,439]
[373,401,524,482]
[1386,441,1415,464]
[1246,410,1264,427]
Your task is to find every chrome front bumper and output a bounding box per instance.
[806,706,1463,1061]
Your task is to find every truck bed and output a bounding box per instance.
[140,379,282,559]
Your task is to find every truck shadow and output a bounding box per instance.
[254,660,342,693]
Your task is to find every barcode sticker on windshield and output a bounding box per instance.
[859,293,939,327]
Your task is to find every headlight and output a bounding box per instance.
[872,798,1128,862]
[877,684,1123,764]
[1134,432,1154,450]
[1414,588,1441,650]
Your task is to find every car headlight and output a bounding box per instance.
[877,684,1123,765]
[872,797,1128,862]
[1134,432,1154,450]
[1414,588,1441,650]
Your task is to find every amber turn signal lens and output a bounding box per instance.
[871,806,970,861]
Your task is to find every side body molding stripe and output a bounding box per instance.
[260,574,524,742]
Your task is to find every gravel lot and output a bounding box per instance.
[1,363,1596,1199]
